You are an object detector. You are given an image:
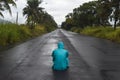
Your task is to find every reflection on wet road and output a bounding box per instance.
[0,29,120,80]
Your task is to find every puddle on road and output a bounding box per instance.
[42,38,58,55]
[42,58,53,66]
[40,38,58,66]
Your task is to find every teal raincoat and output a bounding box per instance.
[52,41,69,70]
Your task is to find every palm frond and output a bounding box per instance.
[1,0,16,15]
[0,12,4,17]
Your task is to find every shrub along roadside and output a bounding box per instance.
[71,26,120,43]
[0,24,47,50]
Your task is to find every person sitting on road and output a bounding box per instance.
[52,41,69,70]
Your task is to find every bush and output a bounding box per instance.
[106,29,120,42]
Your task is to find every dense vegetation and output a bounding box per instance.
[23,0,57,31]
[71,27,120,42]
[61,0,120,42]
[0,24,46,46]
[0,0,57,49]
[62,0,120,30]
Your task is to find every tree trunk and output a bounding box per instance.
[114,19,117,30]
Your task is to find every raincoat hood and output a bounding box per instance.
[58,41,64,49]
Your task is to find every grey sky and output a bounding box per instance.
[1,0,93,25]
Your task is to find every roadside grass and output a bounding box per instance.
[0,24,46,47]
[72,26,120,43]
[71,27,82,33]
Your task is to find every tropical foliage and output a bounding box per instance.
[62,0,120,30]
[0,0,57,49]
[0,0,16,17]
[23,0,57,30]
[23,0,43,29]
[0,23,46,47]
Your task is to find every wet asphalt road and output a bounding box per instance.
[0,29,120,80]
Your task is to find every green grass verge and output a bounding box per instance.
[0,24,46,47]
[71,26,120,43]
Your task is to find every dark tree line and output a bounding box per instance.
[62,0,120,30]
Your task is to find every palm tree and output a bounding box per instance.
[23,0,43,29]
[0,0,16,17]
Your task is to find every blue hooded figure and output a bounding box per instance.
[52,41,69,70]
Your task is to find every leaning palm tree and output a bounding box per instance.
[0,0,16,17]
[23,0,43,29]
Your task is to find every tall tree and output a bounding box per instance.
[98,0,120,29]
[110,0,120,30]
[62,1,100,30]
[97,0,112,26]
[23,0,43,29]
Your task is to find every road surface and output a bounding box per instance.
[0,29,120,80]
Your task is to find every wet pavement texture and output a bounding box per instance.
[0,29,120,80]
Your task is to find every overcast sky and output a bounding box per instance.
[1,0,93,25]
